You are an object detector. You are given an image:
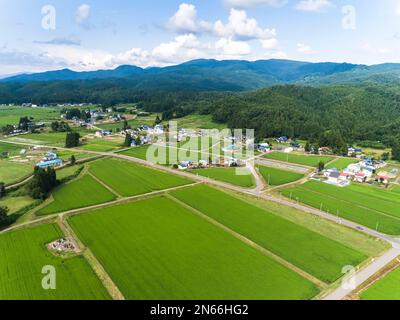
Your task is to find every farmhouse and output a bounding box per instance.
[36,152,63,168]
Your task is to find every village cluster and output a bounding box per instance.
[323,158,395,187]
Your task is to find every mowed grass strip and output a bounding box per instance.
[264,152,334,167]
[0,224,110,300]
[89,158,192,197]
[69,196,318,300]
[257,165,304,186]
[281,181,400,235]
[361,267,400,300]
[171,185,366,283]
[188,167,255,188]
[37,174,116,215]
[326,158,358,170]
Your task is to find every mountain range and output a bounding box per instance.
[3,59,400,91]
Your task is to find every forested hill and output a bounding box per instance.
[210,85,400,147]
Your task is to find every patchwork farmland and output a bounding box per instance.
[69,196,319,300]
[1,106,399,301]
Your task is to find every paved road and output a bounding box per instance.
[2,138,399,299]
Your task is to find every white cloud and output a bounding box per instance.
[215,38,251,58]
[168,3,212,33]
[297,43,316,54]
[214,9,276,41]
[152,34,205,64]
[260,38,279,49]
[295,0,334,12]
[224,0,287,8]
[76,4,91,25]
[106,48,151,67]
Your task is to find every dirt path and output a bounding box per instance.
[59,215,125,300]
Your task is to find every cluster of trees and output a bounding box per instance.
[18,117,33,131]
[51,121,71,132]
[211,85,400,153]
[0,206,9,227]
[27,167,57,200]
[65,132,81,148]
[63,108,91,121]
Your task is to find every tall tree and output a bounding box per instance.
[392,141,400,161]
[124,134,133,147]
[65,132,81,148]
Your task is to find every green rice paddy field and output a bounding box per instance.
[37,174,116,215]
[0,224,110,300]
[188,167,255,188]
[257,165,304,186]
[69,196,318,300]
[361,267,400,300]
[264,153,334,167]
[89,158,192,197]
[0,160,32,185]
[171,185,367,283]
[281,181,400,235]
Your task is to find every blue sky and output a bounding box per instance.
[1,0,400,75]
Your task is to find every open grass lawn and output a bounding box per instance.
[119,145,151,160]
[175,114,227,130]
[326,158,359,170]
[0,224,110,300]
[37,174,116,215]
[257,165,304,186]
[0,107,60,127]
[0,160,32,185]
[6,129,92,147]
[69,196,318,300]
[0,195,35,214]
[188,167,255,188]
[171,185,366,283]
[0,142,25,156]
[89,158,192,197]
[361,267,400,300]
[281,181,400,235]
[56,150,94,161]
[79,138,124,152]
[56,165,82,181]
[8,132,68,146]
[264,152,334,167]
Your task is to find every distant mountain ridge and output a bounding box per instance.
[1,59,362,87]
